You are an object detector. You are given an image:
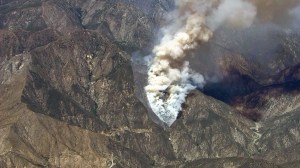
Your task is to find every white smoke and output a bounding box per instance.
[145,0,257,126]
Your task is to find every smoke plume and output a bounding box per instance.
[145,0,257,126]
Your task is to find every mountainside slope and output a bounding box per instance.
[1,0,300,167]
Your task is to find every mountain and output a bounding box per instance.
[1,0,300,167]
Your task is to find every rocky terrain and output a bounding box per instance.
[1,0,300,167]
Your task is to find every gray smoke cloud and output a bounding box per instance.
[207,0,256,30]
[290,3,300,29]
[145,0,257,126]
[251,0,300,24]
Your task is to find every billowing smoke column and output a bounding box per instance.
[145,0,257,126]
